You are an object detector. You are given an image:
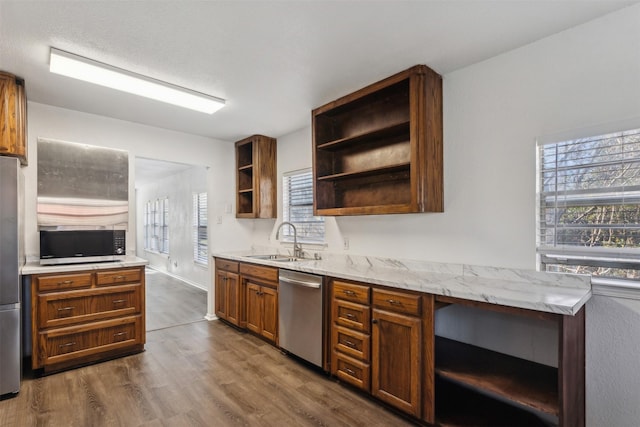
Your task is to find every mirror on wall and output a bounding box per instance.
[37,137,129,229]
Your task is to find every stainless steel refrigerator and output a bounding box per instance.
[0,156,22,398]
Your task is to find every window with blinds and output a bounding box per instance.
[143,197,169,254]
[193,192,208,265]
[537,127,640,280]
[283,169,324,243]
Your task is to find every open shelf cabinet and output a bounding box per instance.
[433,296,585,427]
[235,135,277,218]
[312,64,442,216]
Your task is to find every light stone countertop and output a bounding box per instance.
[21,256,149,275]
[214,250,592,316]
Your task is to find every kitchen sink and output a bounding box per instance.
[245,254,302,262]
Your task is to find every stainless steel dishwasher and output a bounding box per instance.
[278,269,324,368]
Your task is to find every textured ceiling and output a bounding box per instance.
[1,1,637,143]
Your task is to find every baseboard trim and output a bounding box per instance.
[204,314,218,321]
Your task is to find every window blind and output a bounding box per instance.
[283,169,324,243]
[144,197,169,254]
[537,128,640,279]
[193,192,208,265]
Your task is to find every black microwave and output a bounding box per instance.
[39,230,126,265]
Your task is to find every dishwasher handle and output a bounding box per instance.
[279,276,321,289]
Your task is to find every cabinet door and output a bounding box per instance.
[0,73,26,163]
[371,308,422,417]
[245,282,262,335]
[261,286,277,343]
[215,270,228,319]
[225,272,240,326]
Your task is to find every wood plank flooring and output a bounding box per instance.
[1,278,415,426]
[145,268,208,332]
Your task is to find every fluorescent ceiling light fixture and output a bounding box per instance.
[49,48,225,114]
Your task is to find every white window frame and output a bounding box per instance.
[144,197,169,255]
[193,192,208,265]
[536,124,640,285]
[282,168,325,244]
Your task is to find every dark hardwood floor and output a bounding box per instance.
[145,268,208,332]
[1,272,415,426]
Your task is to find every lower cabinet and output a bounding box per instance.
[214,258,279,345]
[246,282,278,343]
[371,298,423,417]
[214,259,242,327]
[31,266,146,373]
[330,278,435,423]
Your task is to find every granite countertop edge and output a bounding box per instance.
[21,256,149,275]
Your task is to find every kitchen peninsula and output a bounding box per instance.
[214,250,590,426]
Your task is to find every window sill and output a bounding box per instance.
[591,277,640,300]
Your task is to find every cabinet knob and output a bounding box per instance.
[372,319,378,324]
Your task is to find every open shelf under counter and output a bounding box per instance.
[435,336,559,419]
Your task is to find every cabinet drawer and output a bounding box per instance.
[39,316,142,366]
[333,299,370,333]
[36,273,93,292]
[38,284,142,329]
[215,258,239,273]
[333,325,370,362]
[96,268,142,286]
[333,280,370,304]
[372,288,421,316]
[240,263,278,284]
[333,351,370,391]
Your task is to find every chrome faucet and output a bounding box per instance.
[276,221,303,259]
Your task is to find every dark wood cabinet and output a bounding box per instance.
[371,289,423,418]
[312,65,442,216]
[240,263,278,344]
[0,71,27,165]
[214,259,241,327]
[235,134,277,218]
[330,279,435,423]
[331,279,371,391]
[246,282,278,342]
[31,266,145,373]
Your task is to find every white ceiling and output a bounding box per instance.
[134,157,195,188]
[1,1,637,143]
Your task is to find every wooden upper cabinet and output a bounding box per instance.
[235,135,277,218]
[0,71,27,165]
[312,65,442,216]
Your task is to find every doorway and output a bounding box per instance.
[134,156,209,330]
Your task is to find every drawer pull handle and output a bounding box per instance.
[112,299,127,304]
[59,342,76,348]
[58,280,74,285]
[386,299,401,305]
[114,332,128,338]
[344,367,356,375]
[113,275,126,280]
[343,339,357,348]
[345,313,356,319]
[343,290,356,296]
[57,306,75,312]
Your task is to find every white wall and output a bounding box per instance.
[135,166,208,290]
[24,103,248,316]
[251,5,640,426]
